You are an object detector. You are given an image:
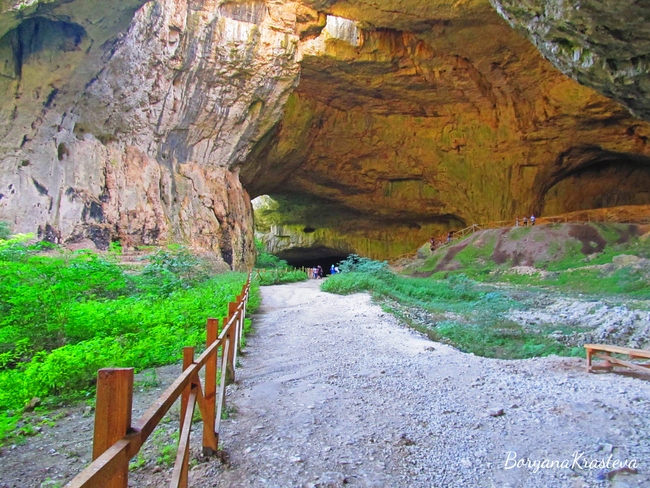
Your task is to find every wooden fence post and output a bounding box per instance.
[203,319,218,455]
[180,348,195,432]
[92,368,134,488]
[226,302,237,383]
[179,347,194,488]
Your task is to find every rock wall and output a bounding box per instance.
[491,0,650,121]
[2,0,650,265]
[0,0,305,269]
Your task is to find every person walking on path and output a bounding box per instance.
[523,216,528,226]
[530,214,536,226]
[515,217,519,227]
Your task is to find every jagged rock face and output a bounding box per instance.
[0,0,305,269]
[2,0,650,265]
[491,0,650,122]
[244,4,650,260]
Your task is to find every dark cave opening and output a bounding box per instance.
[275,246,350,273]
[541,150,650,215]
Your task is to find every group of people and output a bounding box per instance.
[311,265,323,279]
[429,231,454,250]
[311,264,340,279]
[515,214,536,227]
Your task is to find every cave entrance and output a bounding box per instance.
[541,148,650,215]
[275,246,349,273]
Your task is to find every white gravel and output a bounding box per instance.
[186,280,650,488]
[508,297,650,349]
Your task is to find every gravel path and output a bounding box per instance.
[189,280,650,487]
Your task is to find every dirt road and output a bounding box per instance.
[192,280,650,487]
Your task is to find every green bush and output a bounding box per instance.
[337,254,389,274]
[256,269,308,285]
[0,221,10,240]
[254,238,290,269]
[0,244,253,443]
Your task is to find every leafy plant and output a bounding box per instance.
[255,269,307,285]
[0,221,11,240]
[254,238,289,269]
[337,254,389,274]
[0,244,253,444]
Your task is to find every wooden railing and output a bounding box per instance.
[423,207,650,253]
[65,276,251,488]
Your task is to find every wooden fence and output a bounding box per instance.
[65,276,251,488]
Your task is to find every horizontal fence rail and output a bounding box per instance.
[65,275,251,488]
[391,205,650,262]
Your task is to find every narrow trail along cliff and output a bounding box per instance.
[191,281,650,487]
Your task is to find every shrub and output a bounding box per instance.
[0,221,10,240]
[256,269,308,285]
[0,244,252,443]
[254,238,289,269]
[337,254,389,275]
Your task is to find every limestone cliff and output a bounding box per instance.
[492,0,650,121]
[1,0,650,265]
[0,0,305,269]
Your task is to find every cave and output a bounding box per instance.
[275,246,349,271]
[244,14,650,261]
[540,148,650,215]
[1,0,650,269]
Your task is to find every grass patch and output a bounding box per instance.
[0,240,253,444]
[255,269,308,286]
[508,227,532,240]
[432,321,583,359]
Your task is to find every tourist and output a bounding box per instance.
[515,217,519,227]
[523,216,528,226]
[330,264,336,275]
[530,214,536,226]
[317,265,323,279]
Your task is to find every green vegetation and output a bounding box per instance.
[0,235,256,443]
[415,223,650,297]
[254,238,308,285]
[254,238,289,269]
[255,269,309,286]
[323,255,584,360]
[0,221,10,240]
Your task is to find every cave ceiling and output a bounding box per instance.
[243,0,650,259]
